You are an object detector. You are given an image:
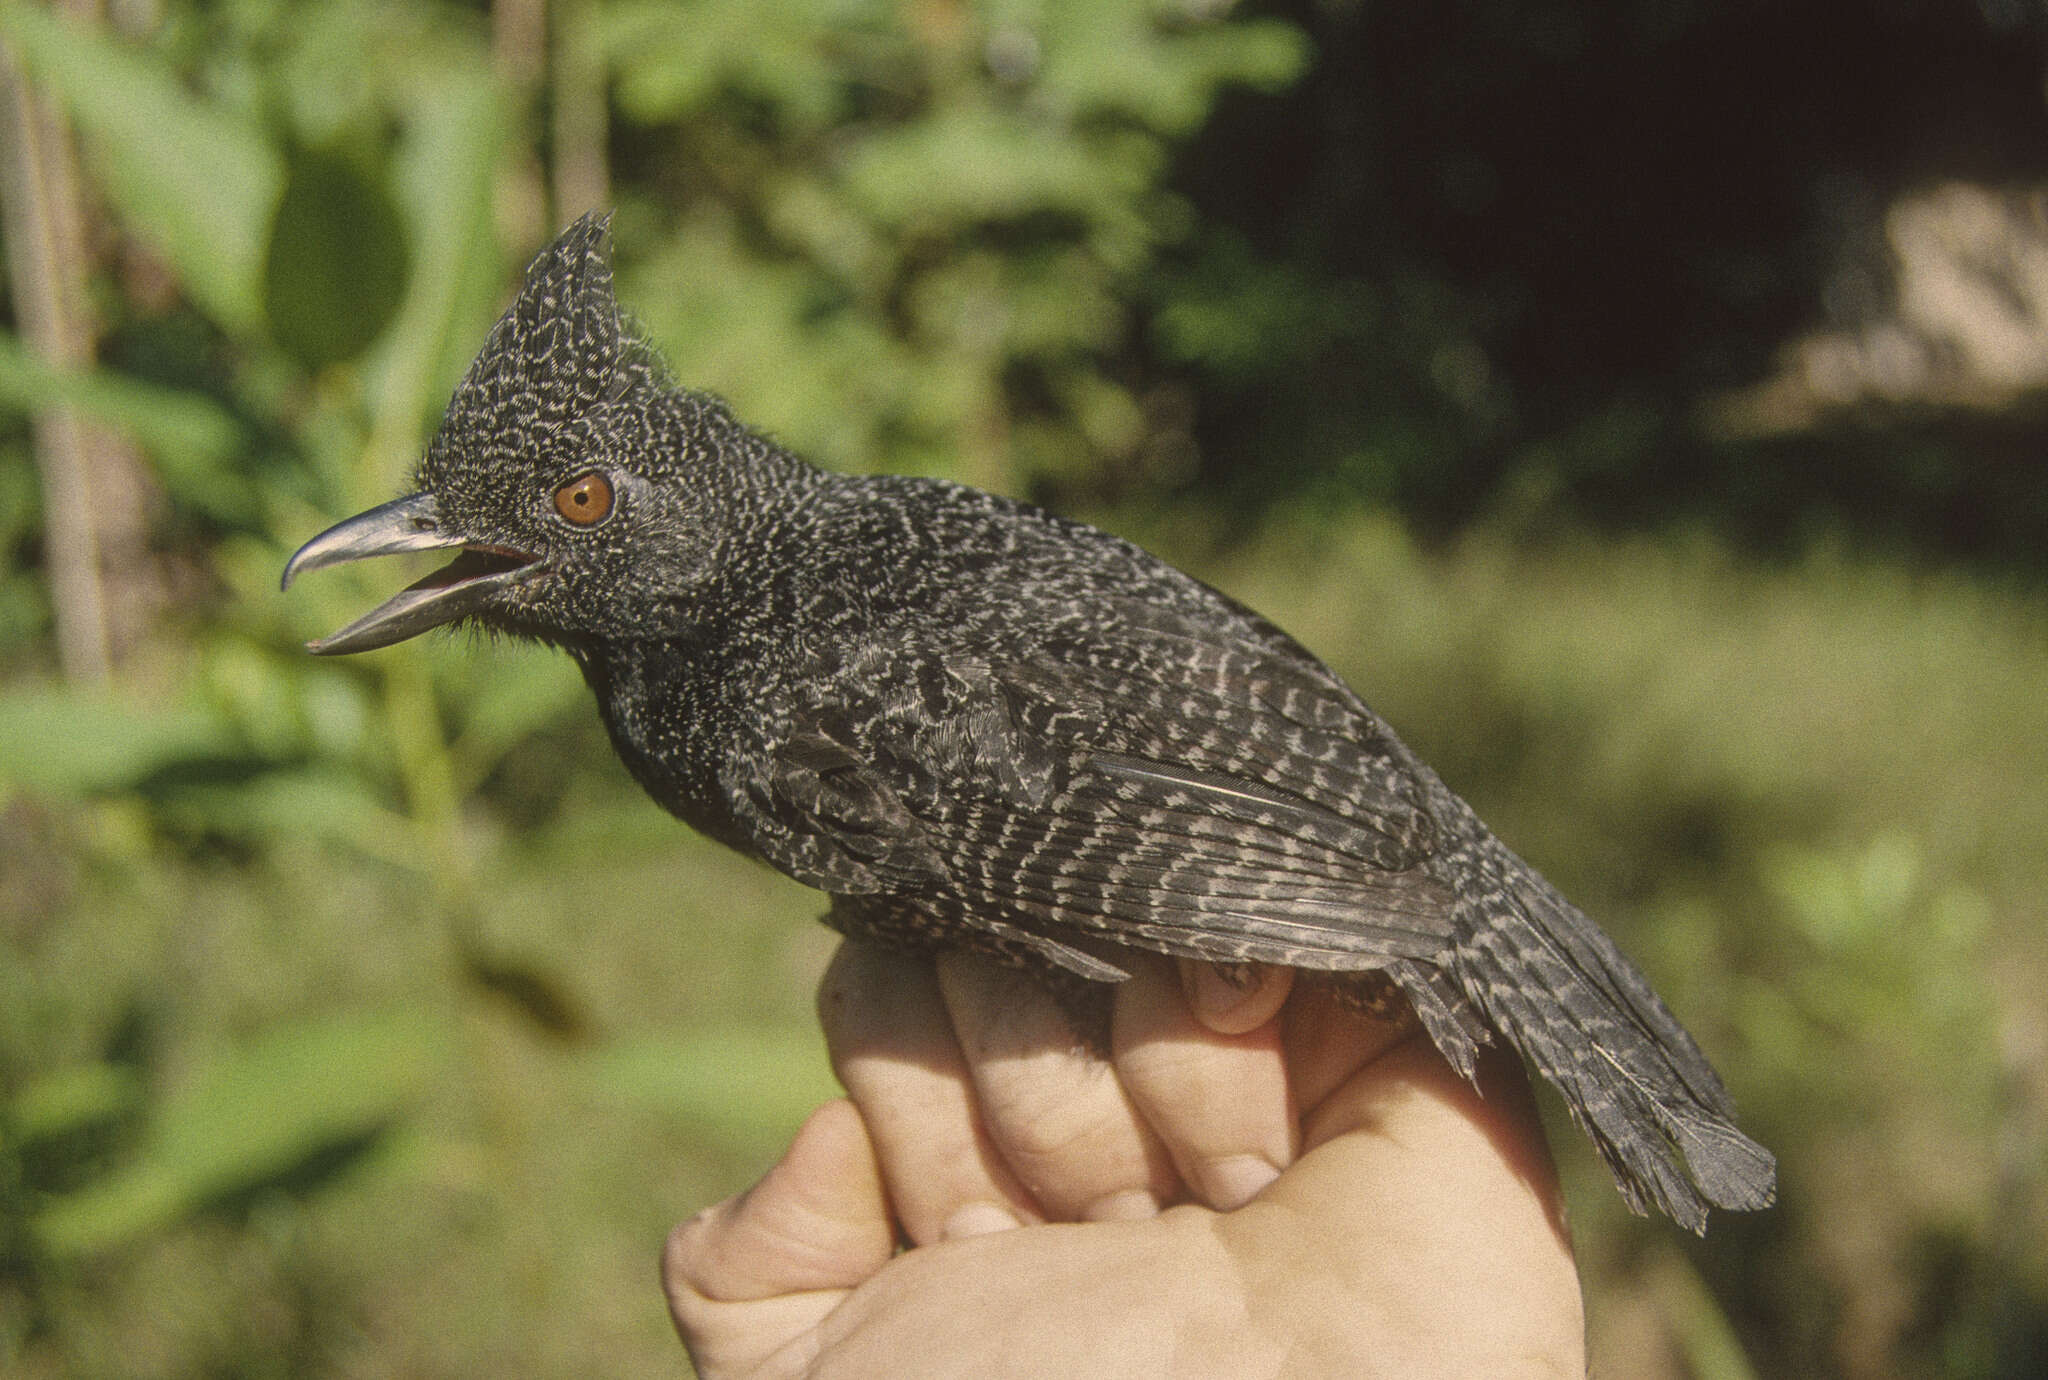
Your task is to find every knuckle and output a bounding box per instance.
[661,1212,715,1297]
[973,1058,1124,1164]
[1117,1034,1219,1096]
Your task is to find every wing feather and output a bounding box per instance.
[737,597,1459,972]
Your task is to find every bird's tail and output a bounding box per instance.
[1442,836,1776,1234]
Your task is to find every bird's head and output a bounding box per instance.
[283,212,763,654]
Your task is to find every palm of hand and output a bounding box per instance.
[666,946,1584,1378]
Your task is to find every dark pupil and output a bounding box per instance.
[572,487,591,507]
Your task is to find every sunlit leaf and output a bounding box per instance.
[1037,10,1308,136]
[0,689,237,796]
[604,0,842,128]
[359,70,506,494]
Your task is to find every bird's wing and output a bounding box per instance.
[754,599,1461,971]
[936,628,1459,969]
[721,715,950,895]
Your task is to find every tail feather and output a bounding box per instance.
[1386,956,1491,1081]
[1442,840,1776,1234]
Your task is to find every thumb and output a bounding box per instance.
[665,1098,897,1377]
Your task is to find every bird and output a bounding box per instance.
[283,212,1774,1233]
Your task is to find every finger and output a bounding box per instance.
[664,1098,894,1377]
[935,952,1179,1222]
[818,941,1042,1245]
[1283,977,1424,1121]
[1114,956,1295,1210]
[1177,959,1294,1036]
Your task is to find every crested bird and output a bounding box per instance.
[284,213,1774,1232]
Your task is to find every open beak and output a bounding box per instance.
[281,493,540,654]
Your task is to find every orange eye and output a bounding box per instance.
[552,471,615,526]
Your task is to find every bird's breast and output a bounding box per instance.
[577,641,761,850]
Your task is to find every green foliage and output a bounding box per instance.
[0,691,236,800]
[0,0,282,333]
[603,0,1305,492]
[0,334,247,526]
[586,1027,840,1157]
[31,1006,447,1258]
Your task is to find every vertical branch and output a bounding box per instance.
[492,0,544,87]
[492,0,547,249]
[0,34,109,683]
[549,0,608,223]
[1,0,161,685]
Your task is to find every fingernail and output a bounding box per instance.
[1182,961,1241,1022]
[1202,1155,1281,1211]
[1084,1188,1161,1222]
[943,1201,1024,1240]
[1184,963,1286,1035]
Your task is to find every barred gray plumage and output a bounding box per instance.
[284,213,1775,1233]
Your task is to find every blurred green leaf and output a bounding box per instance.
[34,1006,449,1257]
[0,0,283,332]
[447,652,588,791]
[583,1027,837,1155]
[843,106,1150,238]
[263,145,411,370]
[0,333,250,523]
[0,689,237,796]
[604,0,844,128]
[1665,1249,1764,1380]
[360,69,505,493]
[7,1062,143,1147]
[153,767,417,863]
[1036,7,1309,136]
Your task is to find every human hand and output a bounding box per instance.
[664,944,1584,1378]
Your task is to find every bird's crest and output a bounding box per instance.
[457,211,625,432]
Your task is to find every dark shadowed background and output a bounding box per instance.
[2,1,2045,1375]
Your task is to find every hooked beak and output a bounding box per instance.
[281,493,540,654]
